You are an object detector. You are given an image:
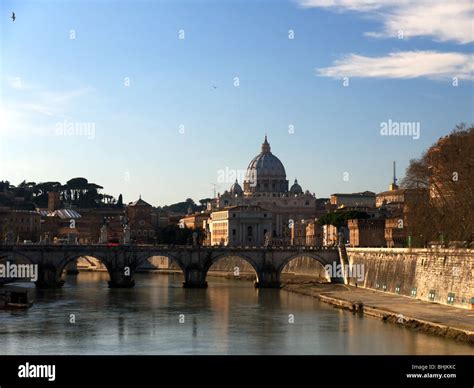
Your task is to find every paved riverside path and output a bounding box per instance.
[282,282,474,337]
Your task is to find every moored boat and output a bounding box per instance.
[0,286,34,309]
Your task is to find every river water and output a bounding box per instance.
[0,272,471,355]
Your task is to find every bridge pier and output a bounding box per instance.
[108,277,135,288]
[65,261,79,275]
[255,268,281,289]
[35,267,65,289]
[329,276,345,284]
[183,267,208,288]
[108,269,135,288]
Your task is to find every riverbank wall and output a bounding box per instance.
[346,248,473,310]
[282,282,474,345]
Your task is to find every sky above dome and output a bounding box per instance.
[0,0,472,206]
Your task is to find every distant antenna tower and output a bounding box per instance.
[390,161,399,190]
[210,183,221,198]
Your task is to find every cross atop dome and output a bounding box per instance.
[261,134,271,153]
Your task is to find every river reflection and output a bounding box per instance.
[0,272,471,355]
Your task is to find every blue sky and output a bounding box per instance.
[1,0,472,205]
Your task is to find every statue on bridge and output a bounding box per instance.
[264,231,273,247]
[99,219,108,244]
[337,229,344,247]
[4,230,14,244]
[123,218,131,244]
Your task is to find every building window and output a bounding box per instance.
[247,226,252,237]
[447,293,455,305]
[232,229,236,236]
[232,213,236,218]
[428,290,436,301]
[263,213,267,218]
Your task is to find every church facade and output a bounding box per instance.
[208,136,323,241]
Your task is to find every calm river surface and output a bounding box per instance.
[0,272,472,355]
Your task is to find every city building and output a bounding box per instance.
[375,163,429,247]
[330,191,376,209]
[180,211,210,230]
[323,224,340,246]
[290,219,307,246]
[39,208,83,243]
[348,218,386,247]
[208,205,272,246]
[305,219,323,246]
[0,209,41,243]
[384,218,407,248]
[126,197,156,244]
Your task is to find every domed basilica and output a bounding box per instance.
[210,136,322,238]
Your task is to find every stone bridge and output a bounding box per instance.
[0,244,344,289]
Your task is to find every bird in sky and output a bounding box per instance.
[11,12,16,21]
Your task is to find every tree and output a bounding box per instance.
[318,210,369,229]
[163,199,197,214]
[402,123,474,246]
[60,177,112,208]
[117,194,123,207]
[0,181,11,191]
[0,176,117,209]
[156,225,205,245]
[199,198,212,206]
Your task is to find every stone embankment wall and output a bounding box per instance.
[346,248,473,309]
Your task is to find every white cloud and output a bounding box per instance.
[317,51,474,80]
[299,0,403,11]
[5,76,25,90]
[43,87,95,104]
[0,79,95,138]
[299,0,474,44]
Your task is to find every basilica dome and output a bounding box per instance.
[244,136,289,195]
[290,179,303,195]
[229,179,243,196]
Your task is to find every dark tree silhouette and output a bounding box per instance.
[402,123,474,246]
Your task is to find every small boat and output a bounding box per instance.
[0,286,34,309]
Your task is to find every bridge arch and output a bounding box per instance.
[0,251,38,284]
[277,253,331,282]
[204,252,260,283]
[0,251,36,265]
[135,252,186,279]
[56,254,112,282]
